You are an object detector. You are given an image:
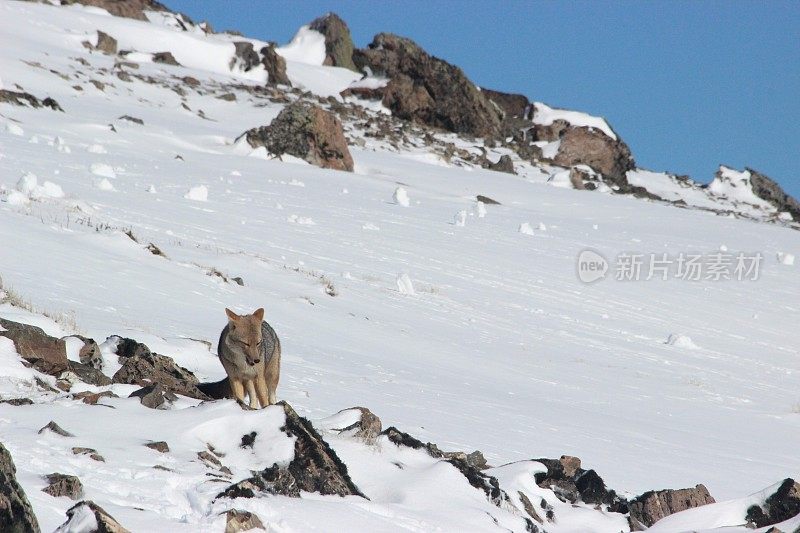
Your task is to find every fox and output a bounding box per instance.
[203,307,281,409]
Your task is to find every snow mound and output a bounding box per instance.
[666,334,699,349]
[86,144,107,154]
[184,184,208,202]
[518,222,535,235]
[708,166,775,211]
[777,252,795,266]
[393,186,410,207]
[277,26,326,65]
[93,178,116,191]
[534,101,617,140]
[396,273,416,295]
[90,163,117,179]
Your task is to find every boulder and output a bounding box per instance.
[56,0,168,21]
[241,102,354,171]
[152,51,180,66]
[229,41,260,72]
[552,126,635,186]
[309,13,358,71]
[746,478,800,529]
[112,351,209,400]
[70,336,103,370]
[66,361,111,386]
[628,484,715,530]
[0,318,69,375]
[38,421,74,437]
[111,336,152,359]
[225,509,265,533]
[482,88,531,120]
[0,443,41,533]
[746,168,800,221]
[533,456,625,509]
[353,33,501,137]
[42,473,84,500]
[260,45,290,86]
[129,383,178,409]
[95,31,117,54]
[55,500,129,533]
[217,401,365,499]
[487,154,515,174]
[144,441,170,453]
[330,406,382,444]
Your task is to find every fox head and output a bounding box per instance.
[224,307,265,366]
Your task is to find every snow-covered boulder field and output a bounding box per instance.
[0,1,798,531]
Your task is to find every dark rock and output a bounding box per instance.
[182,76,200,87]
[152,51,180,66]
[41,97,63,111]
[309,13,358,71]
[197,450,223,468]
[487,154,515,174]
[71,447,105,462]
[217,401,365,499]
[0,398,33,406]
[129,383,179,409]
[231,276,244,286]
[552,126,635,186]
[0,90,62,112]
[331,406,382,444]
[112,351,209,399]
[229,41,260,72]
[746,478,800,529]
[533,457,624,509]
[0,443,41,533]
[217,92,236,102]
[42,473,83,500]
[240,432,257,449]
[241,101,354,172]
[145,441,170,453]
[628,484,715,530]
[476,194,501,205]
[0,318,69,375]
[117,115,144,125]
[38,421,74,437]
[353,33,501,137]
[95,31,117,54]
[56,0,168,21]
[67,361,111,386]
[57,500,129,532]
[112,336,152,358]
[746,168,800,221]
[225,509,265,533]
[197,377,233,400]
[260,45,290,86]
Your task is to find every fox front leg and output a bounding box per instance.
[245,380,259,409]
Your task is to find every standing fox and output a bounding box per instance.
[204,307,281,409]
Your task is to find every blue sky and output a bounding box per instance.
[165,1,799,197]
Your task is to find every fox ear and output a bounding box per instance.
[253,308,265,321]
[225,308,239,322]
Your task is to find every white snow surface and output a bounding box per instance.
[0,2,799,532]
[533,101,617,140]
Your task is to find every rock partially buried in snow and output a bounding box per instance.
[746,478,800,528]
[55,500,130,533]
[518,222,535,235]
[241,101,353,172]
[225,509,265,533]
[392,186,410,206]
[665,333,698,349]
[90,163,116,178]
[0,317,69,375]
[628,484,715,530]
[184,184,208,202]
[777,252,795,266]
[0,443,41,532]
[94,178,116,191]
[396,273,415,295]
[454,210,467,226]
[42,473,84,500]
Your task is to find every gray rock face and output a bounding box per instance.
[309,13,358,72]
[487,154,515,174]
[353,33,502,137]
[0,318,69,376]
[56,500,129,533]
[0,443,41,533]
[746,168,800,221]
[42,473,84,500]
[217,401,365,499]
[242,101,354,172]
[628,484,715,530]
[482,88,530,120]
[95,31,117,54]
[533,456,626,511]
[260,45,290,86]
[746,478,800,528]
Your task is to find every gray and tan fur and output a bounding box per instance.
[217,307,281,408]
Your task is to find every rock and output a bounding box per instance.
[558,455,581,478]
[569,165,600,190]
[487,154,515,174]
[56,500,129,533]
[0,318,69,375]
[71,390,118,405]
[353,33,501,137]
[309,13,358,71]
[217,92,236,102]
[197,377,233,400]
[145,441,170,453]
[38,421,74,437]
[229,41,260,72]
[0,443,41,533]
[42,473,84,500]
[152,51,180,66]
[476,194,501,205]
[331,406,382,444]
[182,76,200,87]
[112,351,209,400]
[241,101,354,172]
[67,361,112,386]
[217,401,365,499]
[0,398,33,406]
[746,168,800,221]
[224,509,265,533]
[95,31,117,54]
[746,478,800,529]
[117,115,144,125]
[72,336,103,370]
[129,383,179,409]
[71,447,105,462]
[482,88,531,120]
[260,45,290,86]
[628,484,715,530]
[111,336,152,358]
[552,126,635,186]
[0,90,62,111]
[54,0,168,21]
[533,457,624,508]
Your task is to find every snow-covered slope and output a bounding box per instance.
[1,1,799,531]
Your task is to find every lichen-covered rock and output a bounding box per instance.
[224,509,265,533]
[553,126,635,186]
[55,500,129,533]
[0,318,69,376]
[261,45,290,86]
[628,484,715,530]
[112,351,209,400]
[0,443,41,533]
[42,473,84,500]
[353,33,501,137]
[217,401,365,499]
[55,0,168,21]
[309,13,358,72]
[242,102,353,171]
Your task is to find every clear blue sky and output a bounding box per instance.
[165,1,799,197]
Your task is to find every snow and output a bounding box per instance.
[708,166,776,211]
[666,333,699,349]
[0,1,798,531]
[518,221,535,235]
[533,101,617,140]
[777,251,795,265]
[184,184,208,201]
[89,162,116,179]
[276,25,327,65]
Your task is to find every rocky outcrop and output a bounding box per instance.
[534,455,625,509]
[309,13,358,72]
[747,168,800,221]
[352,33,501,137]
[261,45,290,86]
[628,484,715,530]
[552,126,635,186]
[218,401,365,499]
[482,88,530,120]
[0,443,41,533]
[229,41,260,72]
[0,90,63,111]
[55,500,129,533]
[95,31,117,55]
[486,154,515,174]
[152,51,180,66]
[0,318,69,375]
[42,473,84,500]
[330,406,382,444]
[225,509,265,533]
[241,102,354,171]
[113,351,209,400]
[58,0,168,21]
[746,478,800,528]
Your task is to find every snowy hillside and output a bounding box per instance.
[1,1,798,532]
